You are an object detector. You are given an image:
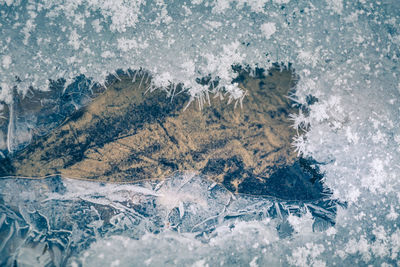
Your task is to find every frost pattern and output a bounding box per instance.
[0,174,336,266]
[0,0,399,266]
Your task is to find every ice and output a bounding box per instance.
[0,174,337,266]
[0,0,399,265]
[0,75,100,154]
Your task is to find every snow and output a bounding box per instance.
[91,19,102,33]
[68,29,81,50]
[273,0,290,4]
[325,0,343,15]
[0,0,399,265]
[287,243,325,267]
[1,55,11,69]
[260,22,277,40]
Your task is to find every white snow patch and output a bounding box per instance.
[260,22,276,39]
[325,0,343,15]
[288,211,314,234]
[117,38,138,52]
[272,0,290,4]
[2,55,12,69]
[101,51,115,58]
[91,19,103,33]
[68,29,81,50]
[287,243,325,267]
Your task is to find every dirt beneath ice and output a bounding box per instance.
[0,67,325,200]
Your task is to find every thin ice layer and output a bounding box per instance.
[0,174,336,266]
[0,0,399,266]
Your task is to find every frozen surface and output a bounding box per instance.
[0,174,337,266]
[0,0,399,266]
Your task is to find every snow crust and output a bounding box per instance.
[0,0,399,266]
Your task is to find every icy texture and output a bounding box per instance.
[0,0,399,266]
[0,174,336,266]
[3,75,97,153]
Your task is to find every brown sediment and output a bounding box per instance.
[0,67,324,199]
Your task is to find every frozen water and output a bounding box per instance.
[0,173,337,266]
[2,75,98,154]
[0,0,399,266]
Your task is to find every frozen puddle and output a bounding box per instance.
[0,0,399,266]
[0,67,340,266]
[0,67,328,201]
